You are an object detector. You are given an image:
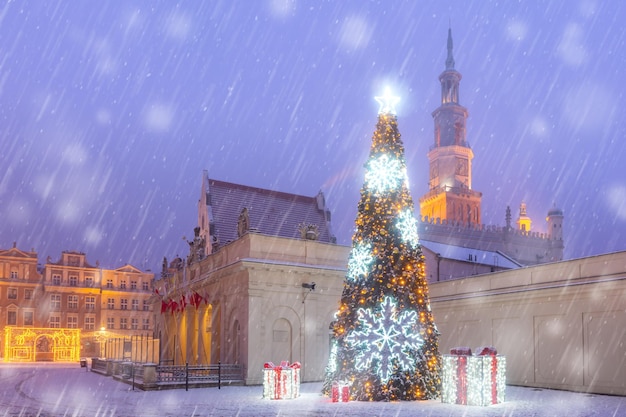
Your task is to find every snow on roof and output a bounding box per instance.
[420,240,523,269]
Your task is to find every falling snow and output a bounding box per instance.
[0,2,624,280]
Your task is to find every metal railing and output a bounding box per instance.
[157,362,243,390]
[90,359,243,390]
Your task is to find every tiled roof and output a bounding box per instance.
[207,179,335,246]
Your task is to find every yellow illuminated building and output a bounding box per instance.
[417,29,564,268]
[0,244,154,361]
[516,202,532,232]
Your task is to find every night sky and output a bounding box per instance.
[1,1,624,271]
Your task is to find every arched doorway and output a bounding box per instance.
[271,318,292,364]
[229,319,240,365]
[200,304,213,364]
[35,334,53,361]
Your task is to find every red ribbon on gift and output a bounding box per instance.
[456,355,467,405]
[274,367,282,399]
[476,347,499,405]
[290,362,300,388]
[491,356,498,404]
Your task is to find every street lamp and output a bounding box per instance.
[96,327,107,358]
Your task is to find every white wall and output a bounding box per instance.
[429,251,626,395]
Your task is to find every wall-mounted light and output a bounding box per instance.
[301,282,316,303]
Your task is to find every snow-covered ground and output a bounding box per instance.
[0,364,624,417]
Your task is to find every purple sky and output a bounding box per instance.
[1,1,624,271]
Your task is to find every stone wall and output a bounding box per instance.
[429,251,626,395]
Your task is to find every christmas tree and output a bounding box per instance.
[323,89,441,401]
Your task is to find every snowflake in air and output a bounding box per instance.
[364,154,407,194]
[347,242,374,281]
[344,296,423,383]
[396,209,420,249]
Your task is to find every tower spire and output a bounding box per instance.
[445,26,455,70]
[420,28,482,227]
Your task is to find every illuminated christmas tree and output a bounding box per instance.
[323,89,441,401]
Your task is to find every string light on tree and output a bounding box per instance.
[323,89,441,401]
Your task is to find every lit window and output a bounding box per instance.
[131,299,139,311]
[86,296,95,310]
[69,276,78,286]
[120,318,128,329]
[107,317,115,329]
[67,316,78,329]
[121,299,128,310]
[107,298,115,309]
[8,288,17,299]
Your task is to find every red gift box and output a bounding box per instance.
[331,381,350,402]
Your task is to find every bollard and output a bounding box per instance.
[185,362,189,391]
[218,361,221,390]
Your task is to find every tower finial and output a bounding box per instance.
[445,26,455,70]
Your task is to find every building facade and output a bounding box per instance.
[0,245,154,361]
[154,176,344,383]
[155,233,348,383]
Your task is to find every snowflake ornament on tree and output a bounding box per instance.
[364,154,407,195]
[396,209,420,249]
[345,296,423,383]
[346,241,374,281]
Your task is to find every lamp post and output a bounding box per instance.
[96,327,107,358]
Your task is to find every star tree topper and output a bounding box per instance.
[375,88,401,115]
